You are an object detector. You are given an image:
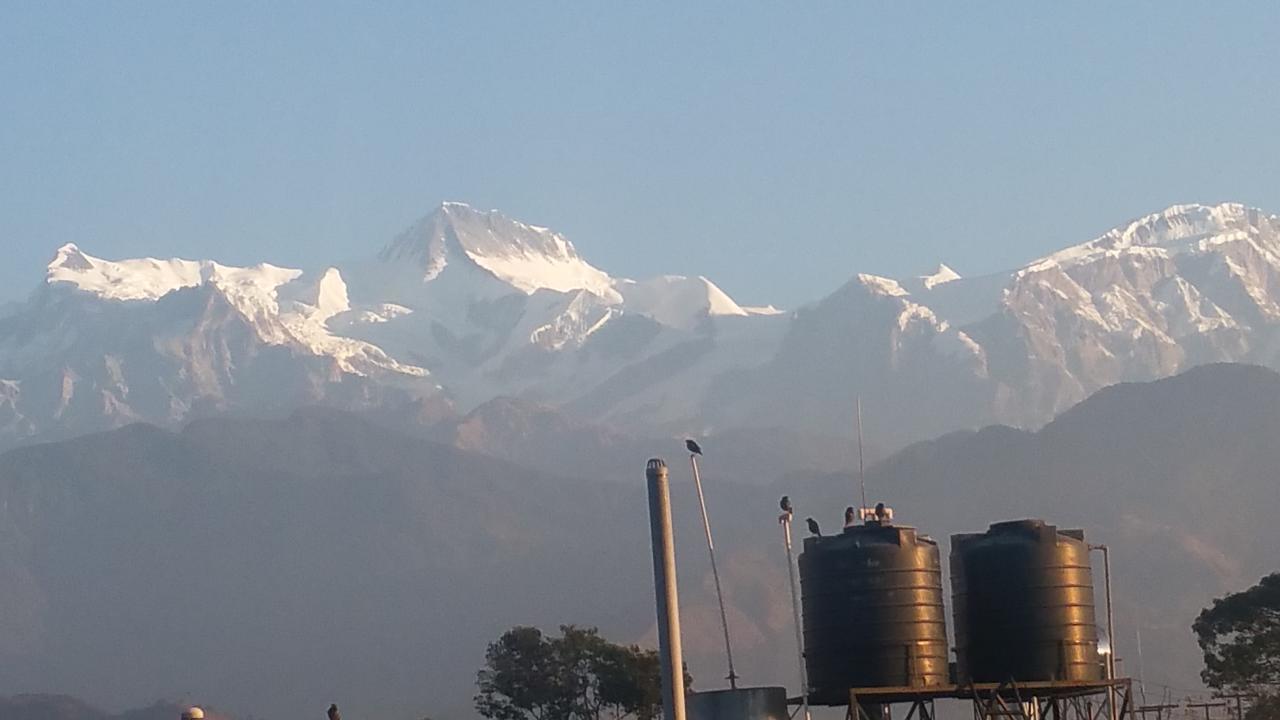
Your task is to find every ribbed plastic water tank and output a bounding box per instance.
[950,519,1102,683]
[799,522,949,700]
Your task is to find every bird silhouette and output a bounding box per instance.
[845,506,856,526]
[328,704,341,720]
[686,438,703,455]
[780,495,792,513]
[806,517,821,537]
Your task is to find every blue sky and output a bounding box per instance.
[2,3,1278,307]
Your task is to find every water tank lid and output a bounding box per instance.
[830,522,934,547]
[983,518,1087,542]
[988,518,1049,533]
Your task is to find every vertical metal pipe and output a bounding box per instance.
[1092,544,1118,720]
[781,512,812,720]
[647,459,687,720]
[689,454,738,688]
[856,396,867,514]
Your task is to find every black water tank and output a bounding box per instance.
[800,522,949,700]
[951,519,1101,683]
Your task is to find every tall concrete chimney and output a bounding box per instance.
[647,458,687,720]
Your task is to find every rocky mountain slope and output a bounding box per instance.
[0,364,1275,718]
[3,201,1280,453]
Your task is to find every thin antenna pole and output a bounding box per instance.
[857,396,868,513]
[689,453,738,689]
[781,510,812,720]
[1136,624,1147,705]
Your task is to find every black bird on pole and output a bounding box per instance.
[806,517,821,537]
[328,704,341,720]
[780,495,792,513]
[686,438,703,456]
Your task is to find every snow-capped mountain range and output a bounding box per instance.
[1,201,1278,449]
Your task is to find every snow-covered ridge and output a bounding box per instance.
[47,242,306,306]
[857,273,909,297]
[41,244,428,380]
[48,243,205,301]
[920,264,961,289]
[1023,203,1277,274]
[614,275,749,329]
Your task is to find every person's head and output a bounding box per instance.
[181,708,205,720]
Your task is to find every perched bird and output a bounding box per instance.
[686,438,703,456]
[780,495,793,513]
[328,704,341,720]
[845,506,857,526]
[806,517,822,537]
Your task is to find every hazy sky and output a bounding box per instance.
[3,3,1279,308]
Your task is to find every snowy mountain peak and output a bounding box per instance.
[856,273,910,297]
[379,202,616,297]
[614,274,749,329]
[50,243,94,272]
[919,264,962,289]
[1025,202,1276,274]
[279,267,350,321]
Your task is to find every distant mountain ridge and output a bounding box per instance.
[3,201,1280,451]
[0,363,1275,717]
[0,695,231,720]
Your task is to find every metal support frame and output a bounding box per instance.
[1186,702,1228,720]
[847,693,934,720]
[968,679,1132,720]
[818,679,1134,720]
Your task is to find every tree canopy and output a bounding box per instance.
[475,626,672,720]
[1193,572,1280,718]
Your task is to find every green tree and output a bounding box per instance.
[1193,572,1280,719]
[475,625,673,720]
[594,642,663,720]
[475,626,572,720]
